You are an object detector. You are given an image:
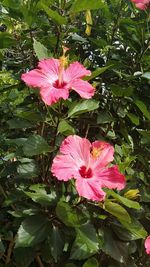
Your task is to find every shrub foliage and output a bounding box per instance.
[0,0,150,266]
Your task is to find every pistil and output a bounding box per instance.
[58,46,69,87]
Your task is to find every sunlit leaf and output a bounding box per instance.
[70,223,99,260]
[68,99,99,118]
[33,38,49,60]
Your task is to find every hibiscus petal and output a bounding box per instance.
[97,165,126,190]
[64,62,91,81]
[92,141,114,168]
[71,79,95,99]
[21,69,50,88]
[145,236,150,255]
[131,0,149,9]
[136,3,146,8]
[38,58,59,79]
[51,154,78,181]
[59,135,91,167]
[40,86,69,105]
[75,178,105,201]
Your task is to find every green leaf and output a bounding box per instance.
[135,99,150,120]
[83,257,99,267]
[33,38,49,60]
[68,99,99,118]
[25,184,56,206]
[56,200,88,227]
[112,222,142,241]
[2,0,21,9]
[17,110,45,122]
[97,111,114,124]
[15,214,51,248]
[17,160,39,179]
[104,200,131,223]
[58,120,75,135]
[70,223,99,260]
[85,65,113,81]
[127,113,139,126]
[111,85,133,97]
[70,33,88,43]
[23,135,52,156]
[137,129,150,137]
[106,190,140,210]
[70,0,107,12]
[7,118,33,129]
[140,187,150,202]
[0,32,16,48]
[120,217,147,239]
[9,208,38,218]
[6,138,27,147]
[102,228,131,263]
[49,225,64,263]
[142,72,150,79]
[40,3,67,24]
[14,247,35,267]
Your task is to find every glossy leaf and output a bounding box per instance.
[85,65,113,81]
[83,257,99,267]
[70,0,107,12]
[106,189,140,210]
[127,113,139,126]
[135,100,150,120]
[70,223,99,260]
[120,217,147,239]
[15,215,51,248]
[56,200,88,227]
[111,85,133,97]
[97,111,114,124]
[49,225,64,263]
[104,200,131,223]
[33,38,49,60]
[40,3,67,24]
[102,228,131,263]
[7,118,33,129]
[23,135,52,156]
[17,160,39,178]
[68,99,99,118]
[142,72,150,79]
[25,184,56,206]
[58,120,75,135]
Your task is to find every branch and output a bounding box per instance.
[35,255,45,267]
[5,238,14,264]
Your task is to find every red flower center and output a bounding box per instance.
[53,79,67,89]
[79,166,93,179]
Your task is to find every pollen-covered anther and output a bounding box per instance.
[91,147,102,159]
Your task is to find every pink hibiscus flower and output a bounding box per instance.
[21,58,95,105]
[131,0,150,9]
[51,135,126,201]
[145,236,150,255]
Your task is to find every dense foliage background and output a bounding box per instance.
[0,0,150,266]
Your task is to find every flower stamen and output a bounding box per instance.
[58,46,69,86]
[91,147,102,159]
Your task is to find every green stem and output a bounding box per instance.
[44,101,63,181]
[106,0,124,62]
[45,105,56,126]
